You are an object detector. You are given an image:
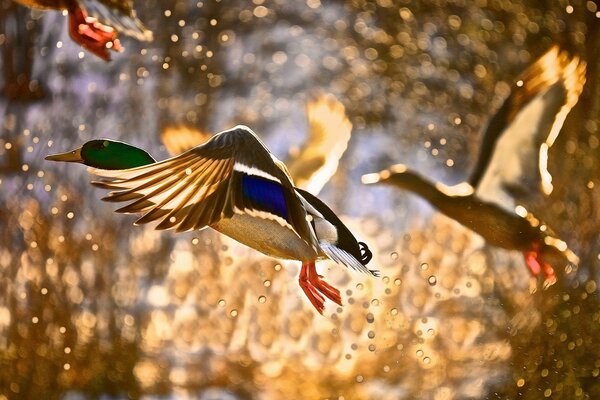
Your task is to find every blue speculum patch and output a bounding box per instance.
[241,174,289,222]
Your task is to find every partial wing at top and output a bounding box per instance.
[89,126,314,245]
[161,125,212,157]
[286,95,352,195]
[78,0,153,41]
[470,46,586,207]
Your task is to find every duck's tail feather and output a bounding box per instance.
[358,241,373,264]
[321,242,378,276]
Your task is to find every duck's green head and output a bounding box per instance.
[45,139,156,169]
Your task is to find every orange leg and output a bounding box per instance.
[298,261,342,314]
[524,250,541,276]
[524,248,557,287]
[67,4,123,61]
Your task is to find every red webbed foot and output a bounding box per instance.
[67,5,123,61]
[299,261,342,314]
[524,243,557,288]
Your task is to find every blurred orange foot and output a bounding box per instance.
[67,4,123,61]
[299,261,342,314]
[524,245,557,288]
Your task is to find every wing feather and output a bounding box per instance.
[286,94,352,194]
[77,0,153,41]
[471,46,586,206]
[161,125,211,156]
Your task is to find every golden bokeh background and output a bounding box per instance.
[0,1,599,399]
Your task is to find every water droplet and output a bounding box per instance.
[274,264,282,271]
[258,296,266,304]
[368,330,375,339]
[423,356,431,364]
[371,299,379,306]
[230,309,238,317]
[382,276,390,284]
[355,375,364,383]
[394,278,402,286]
[368,344,376,352]
[427,328,435,336]
[218,299,226,307]
[391,252,399,260]
[420,262,429,271]
[366,313,374,323]
[383,365,390,372]
[356,283,364,290]
[390,308,398,316]
[565,265,573,274]
[263,280,271,288]
[191,237,199,245]
[416,349,424,357]
[585,280,597,293]
[428,275,437,286]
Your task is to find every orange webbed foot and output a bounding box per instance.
[299,262,342,314]
[67,5,123,61]
[524,246,557,288]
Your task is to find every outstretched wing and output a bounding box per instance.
[78,0,153,41]
[470,46,586,206]
[286,95,352,195]
[160,125,212,157]
[89,126,315,245]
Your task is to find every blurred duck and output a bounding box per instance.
[160,94,353,195]
[362,46,586,287]
[14,0,152,60]
[46,126,375,314]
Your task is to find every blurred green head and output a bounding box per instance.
[45,139,156,169]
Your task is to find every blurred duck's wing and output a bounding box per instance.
[88,126,315,244]
[470,46,586,207]
[287,95,352,195]
[161,125,212,156]
[78,0,153,41]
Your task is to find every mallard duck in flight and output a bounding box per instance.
[362,46,585,287]
[14,0,152,61]
[46,126,375,314]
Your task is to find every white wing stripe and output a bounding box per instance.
[233,162,281,183]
